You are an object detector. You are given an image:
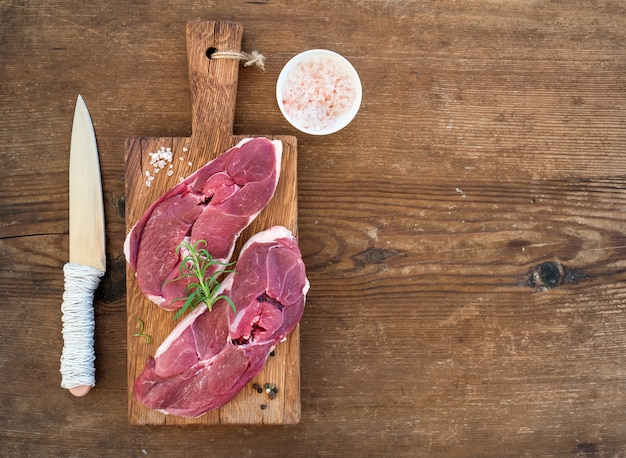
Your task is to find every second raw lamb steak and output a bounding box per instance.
[133,226,310,417]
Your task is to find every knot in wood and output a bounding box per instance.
[363,247,402,264]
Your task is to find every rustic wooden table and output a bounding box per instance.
[2,1,625,456]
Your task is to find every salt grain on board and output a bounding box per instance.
[142,145,198,187]
[144,146,190,187]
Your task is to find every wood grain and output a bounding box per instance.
[2,1,626,456]
[125,21,299,425]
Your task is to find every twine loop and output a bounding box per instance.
[210,49,266,71]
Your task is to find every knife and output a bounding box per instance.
[60,94,106,397]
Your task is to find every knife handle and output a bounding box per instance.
[60,262,104,397]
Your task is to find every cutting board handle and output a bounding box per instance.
[186,21,244,156]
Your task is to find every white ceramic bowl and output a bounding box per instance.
[276,49,362,135]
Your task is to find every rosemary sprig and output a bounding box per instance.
[171,239,237,321]
[133,318,152,345]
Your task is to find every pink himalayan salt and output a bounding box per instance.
[280,56,358,133]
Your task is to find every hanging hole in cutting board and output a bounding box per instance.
[206,47,218,59]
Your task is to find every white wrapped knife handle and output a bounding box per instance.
[60,262,104,396]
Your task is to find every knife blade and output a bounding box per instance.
[60,94,106,397]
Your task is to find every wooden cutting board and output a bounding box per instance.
[124,21,299,425]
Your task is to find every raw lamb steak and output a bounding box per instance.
[124,137,282,309]
[133,226,309,417]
